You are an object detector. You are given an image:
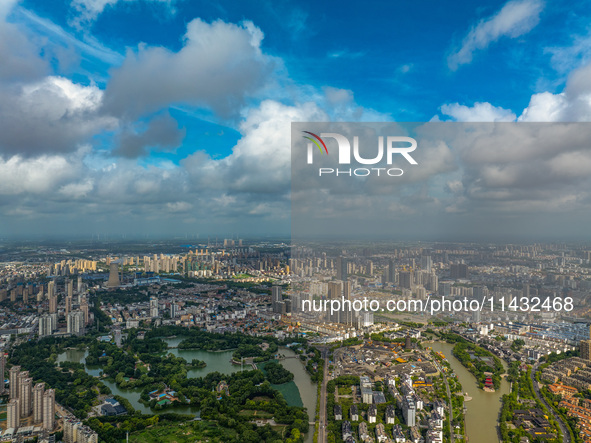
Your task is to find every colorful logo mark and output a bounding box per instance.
[302,131,328,155]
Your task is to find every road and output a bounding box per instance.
[317,348,329,443]
[530,363,571,443]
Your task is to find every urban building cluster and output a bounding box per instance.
[5,363,55,434]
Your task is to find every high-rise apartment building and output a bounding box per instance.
[327,281,343,323]
[65,294,72,316]
[150,296,159,317]
[7,398,20,429]
[80,297,89,325]
[18,374,32,417]
[47,281,55,299]
[43,389,55,431]
[271,286,283,314]
[9,365,20,399]
[450,263,469,279]
[106,263,120,287]
[33,383,45,424]
[67,311,85,335]
[39,315,53,337]
[580,325,591,361]
[398,271,413,289]
[0,353,5,394]
[336,256,348,281]
[49,294,57,314]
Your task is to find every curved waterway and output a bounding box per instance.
[430,341,510,443]
[56,348,200,415]
[57,338,317,442]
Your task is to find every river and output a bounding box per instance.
[429,341,510,443]
[57,339,317,442]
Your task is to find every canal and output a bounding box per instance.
[57,338,317,441]
[430,341,510,443]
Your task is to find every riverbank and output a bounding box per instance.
[441,333,505,391]
[430,341,509,443]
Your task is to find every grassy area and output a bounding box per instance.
[233,273,254,279]
[238,409,274,418]
[129,421,238,443]
[338,386,351,395]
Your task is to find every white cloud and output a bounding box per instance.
[545,29,591,74]
[0,1,48,82]
[519,63,591,121]
[59,179,95,199]
[166,201,192,212]
[440,102,516,122]
[183,99,327,195]
[102,18,274,119]
[0,154,79,195]
[448,0,544,70]
[518,92,567,121]
[0,76,117,156]
[440,61,591,123]
[22,76,103,113]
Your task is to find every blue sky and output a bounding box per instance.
[15,0,590,122]
[2,0,591,239]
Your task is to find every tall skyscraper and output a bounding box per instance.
[43,389,55,431]
[271,286,283,313]
[67,278,73,299]
[327,281,342,323]
[39,314,56,337]
[420,255,433,273]
[47,281,55,300]
[67,311,85,335]
[106,263,120,287]
[18,373,32,417]
[64,418,80,443]
[328,281,342,300]
[65,295,72,316]
[450,263,469,279]
[399,271,413,289]
[388,259,396,283]
[80,296,89,325]
[77,275,83,293]
[150,296,159,318]
[0,354,5,394]
[9,366,20,399]
[523,283,530,300]
[336,256,348,281]
[48,294,57,314]
[580,339,591,361]
[7,398,20,429]
[170,303,178,318]
[33,383,45,424]
[342,280,353,326]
